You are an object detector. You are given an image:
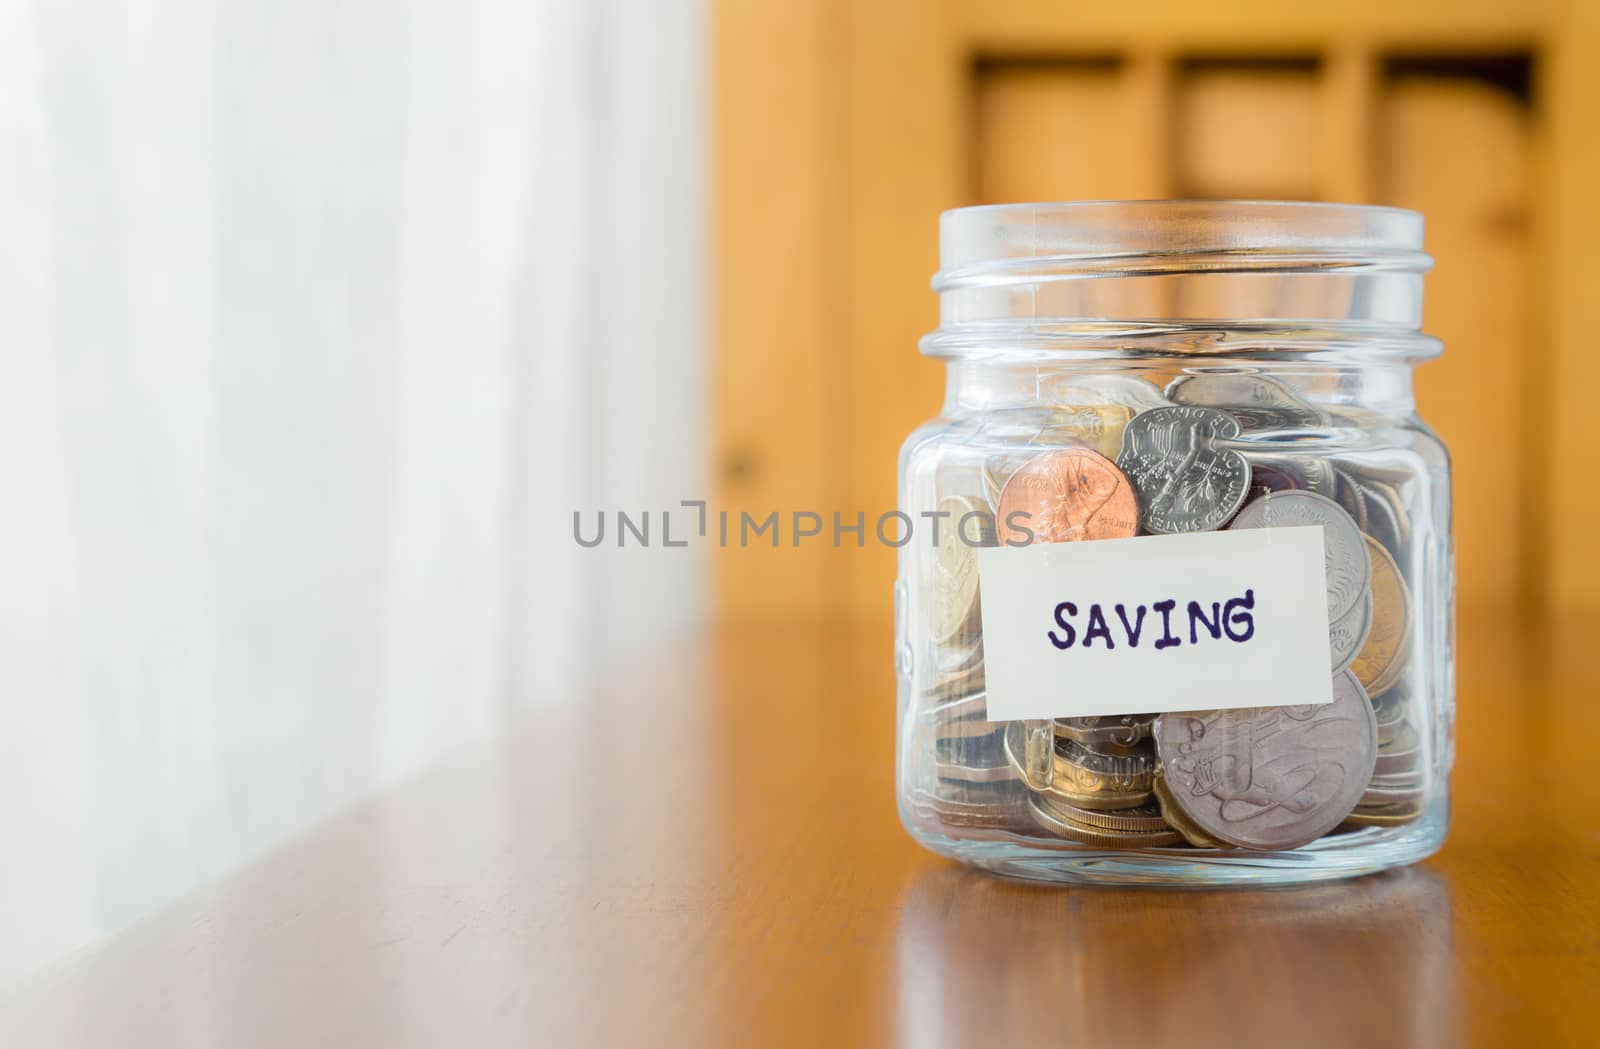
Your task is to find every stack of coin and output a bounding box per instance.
[908,369,1430,851]
[911,491,1029,834]
[1345,684,1426,827]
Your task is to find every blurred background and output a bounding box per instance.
[2,0,1596,987]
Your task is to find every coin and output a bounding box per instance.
[1342,800,1423,828]
[995,448,1139,546]
[1245,453,1338,499]
[934,725,1008,775]
[1351,536,1413,695]
[1371,683,1409,730]
[929,494,993,644]
[1359,475,1412,541]
[921,658,986,706]
[923,690,990,731]
[1359,782,1425,808]
[998,718,1057,791]
[1332,468,1371,534]
[1228,490,1371,622]
[910,780,1032,832]
[1328,590,1373,676]
[1373,747,1422,778]
[980,458,1010,512]
[1035,405,1136,460]
[1249,461,1306,497]
[935,717,1004,742]
[1152,671,1379,850]
[1025,794,1183,847]
[1378,716,1420,755]
[1051,737,1157,802]
[1114,406,1252,533]
[1045,374,1172,412]
[1354,476,1408,556]
[1152,770,1221,848]
[1165,372,1327,432]
[1031,795,1172,833]
[931,634,983,674]
[1053,714,1153,748]
[1002,722,1155,809]
[936,760,1020,785]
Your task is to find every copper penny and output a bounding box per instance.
[994,448,1138,546]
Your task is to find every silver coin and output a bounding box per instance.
[1114,406,1252,533]
[1332,468,1371,534]
[921,688,988,724]
[934,726,1005,767]
[1228,490,1371,622]
[935,761,1020,785]
[1328,589,1373,675]
[1165,372,1327,432]
[932,634,983,674]
[910,779,1031,832]
[921,658,985,706]
[928,494,992,644]
[1353,475,1409,556]
[1000,718,1059,792]
[934,724,1017,785]
[1243,452,1338,499]
[1152,671,1379,850]
[1373,744,1423,778]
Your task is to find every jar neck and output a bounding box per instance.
[934,264,1428,331]
[941,352,1421,418]
[927,202,1438,365]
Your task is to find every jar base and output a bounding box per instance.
[903,795,1448,887]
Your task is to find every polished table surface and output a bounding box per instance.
[2,614,1597,1048]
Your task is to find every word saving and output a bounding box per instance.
[1048,590,1256,651]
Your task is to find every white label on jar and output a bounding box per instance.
[975,526,1332,720]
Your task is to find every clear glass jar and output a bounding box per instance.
[895,201,1452,885]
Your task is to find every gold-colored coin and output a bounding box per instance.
[1002,722,1154,809]
[1360,782,1424,808]
[1025,793,1182,848]
[1040,374,1171,413]
[1152,771,1221,848]
[928,494,993,644]
[1053,714,1153,749]
[1351,535,1412,695]
[1343,801,1424,828]
[1049,738,1155,810]
[1036,404,1136,460]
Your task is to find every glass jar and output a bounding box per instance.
[895,201,1452,885]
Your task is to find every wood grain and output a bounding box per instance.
[1,611,1594,1048]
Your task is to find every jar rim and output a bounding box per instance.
[938,200,1429,275]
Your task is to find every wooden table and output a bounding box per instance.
[2,614,1596,1048]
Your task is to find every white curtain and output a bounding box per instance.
[0,0,706,985]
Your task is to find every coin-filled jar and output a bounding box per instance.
[896,201,1452,885]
